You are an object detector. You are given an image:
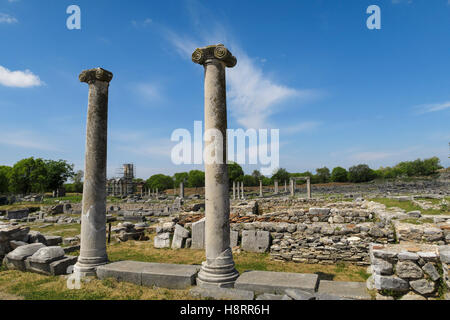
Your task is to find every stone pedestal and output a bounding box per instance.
[74,67,113,277]
[274,180,279,195]
[192,44,239,287]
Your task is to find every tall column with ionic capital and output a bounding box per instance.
[192,44,239,287]
[74,67,113,276]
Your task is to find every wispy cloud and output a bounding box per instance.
[282,121,322,135]
[0,130,59,151]
[414,101,450,114]
[131,18,153,28]
[0,65,43,88]
[0,13,17,24]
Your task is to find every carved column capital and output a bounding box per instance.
[192,44,237,68]
[79,67,113,84]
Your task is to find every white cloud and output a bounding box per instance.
[414,101,450,114]
[0,13,18,24]
[227,49,315,129]
[134,82,162,102]
[0,65,43,88]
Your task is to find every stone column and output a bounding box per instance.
[232,181,236,200]
[241,182,244,200]
[284,180,287,193]
[259,180,263,197]
[236,181,240,199]
[306,177,311,199]
[290,179,294,197]
[180,182,184,199]
[74,67,113,276]
[274,180,279,194]
[192,44,239,287]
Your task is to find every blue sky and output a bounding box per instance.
[0,0,449,179]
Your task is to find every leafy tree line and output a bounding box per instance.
[0,158,74,194]
[1,156,443,194]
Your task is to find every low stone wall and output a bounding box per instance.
[229,220,394,266]
[367,243,449,300]
[394,221,450,245]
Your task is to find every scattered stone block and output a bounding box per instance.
[235,270,319,294]
[190,287,254,300]
[9,240,27,250]
[49,256,78,275]
[4,243,46,271]
[317,280,371,300]
[191,218,205,250]
[230,230,239,247]
[44,235,62,246]
[284,289,315,300]
[28,231,47,245]
[97,261,200,289]
[241,230,270,253]
[154,233,171,249]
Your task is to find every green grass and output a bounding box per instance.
[400,218,434,225]
[372,198,449,216]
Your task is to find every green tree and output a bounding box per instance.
[348,164,376,183]
[187,170,205,188]
[9,157,47,194]
[331,167,348,182]
[173,172,189,187]
[290,171,314,184]
[44,159,74,192]
[228,162,244,182]
[271,168,290,184]
[67,170,84,193]
[251,170,262,181]
[146,174,173,191]
[315,167,331,183]
[243,175,257,186]
[0,166,12,193]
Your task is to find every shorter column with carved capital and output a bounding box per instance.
[259,180,263,197]
[74,67,113,276]
[192,44,239,288]
[306,177,311,199]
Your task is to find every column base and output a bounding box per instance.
[196,248,239,288]
[74,256,108,277]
